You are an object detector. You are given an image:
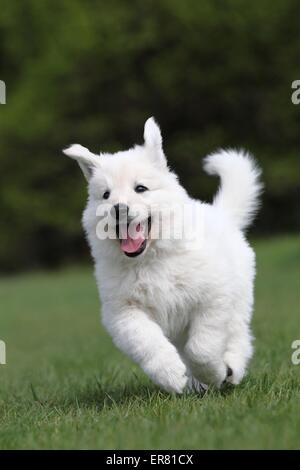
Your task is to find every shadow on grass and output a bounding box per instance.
[28,375,170,413]
[28,372,238,414]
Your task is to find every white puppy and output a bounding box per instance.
[63,118,262,393]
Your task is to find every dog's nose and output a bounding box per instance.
[112,203,129,223]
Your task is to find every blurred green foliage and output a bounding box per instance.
[0,0,300,271]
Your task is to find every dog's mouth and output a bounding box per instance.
[117,216,151,258]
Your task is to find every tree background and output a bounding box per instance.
[0,0,299,272]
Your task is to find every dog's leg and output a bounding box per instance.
[184,308,229,388]
[178,347,208,394]
[102,307,188,393]
[224,320,253,385]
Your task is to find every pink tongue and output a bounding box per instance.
[120,224,145,254]
[121,235,145,253]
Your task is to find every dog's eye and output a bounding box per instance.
[135,185,148,193]
[103,191,110,200]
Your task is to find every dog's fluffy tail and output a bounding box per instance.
[203,149,262,231]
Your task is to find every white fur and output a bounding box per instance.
[64,118,262,393]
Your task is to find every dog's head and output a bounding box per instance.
[63,118,188,259]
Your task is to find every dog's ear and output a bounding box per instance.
[63,144,101,181]
[144,117,167,168]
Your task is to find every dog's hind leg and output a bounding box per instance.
[177,344,208,394]
[223,319,253,385]
[183,307,229,388]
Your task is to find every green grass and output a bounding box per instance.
[0,236,300,449]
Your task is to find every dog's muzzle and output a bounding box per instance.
[111,204,151,257]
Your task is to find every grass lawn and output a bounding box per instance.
[0,235,300,449]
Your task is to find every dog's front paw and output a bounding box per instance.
[144,353,188,394]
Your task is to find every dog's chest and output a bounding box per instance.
[126,261,202,338]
